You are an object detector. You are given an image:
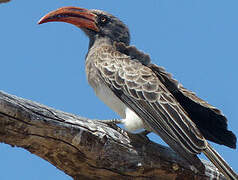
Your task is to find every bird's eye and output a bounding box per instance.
[100,17,107,23]
[99,15,108,25]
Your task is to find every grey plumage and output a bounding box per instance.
[114,42,151,65]
[114,41,236,149]
[87,40,237,179]
[39,7,237,179]
[87,43,206,172]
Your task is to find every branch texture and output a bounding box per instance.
[0,91,226,179]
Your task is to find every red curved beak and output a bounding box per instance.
[38,6,99,32]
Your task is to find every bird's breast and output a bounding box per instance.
[94,79,127,119]
[94,82,145,132]
[86,59,126,118]
[85,49,145,132]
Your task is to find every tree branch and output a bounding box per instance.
[0,0,10,3]
[0,91,226,179]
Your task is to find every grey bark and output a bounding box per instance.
[0,91,226,180]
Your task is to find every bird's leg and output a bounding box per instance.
[93,118,123,125]
[94,119,128,135]
[130,130,151,142]
[139,130,151,137]
[95,118,151,135]
[136,130,151,141]
[95,119,151,140]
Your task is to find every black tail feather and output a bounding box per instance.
[204,143,238,180]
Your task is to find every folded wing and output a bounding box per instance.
[94,45,207,172]
[114,42,236,149]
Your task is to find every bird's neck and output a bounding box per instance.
[86,36,114,59]
[88,36,113,50]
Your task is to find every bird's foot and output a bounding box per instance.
[94,118,123,125]
[129,130,151,143]
[136,130,151,141]
[139,130,151,137]
[94,119,127,135]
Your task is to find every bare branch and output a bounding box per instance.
[0,91,225,179]
[0,0,10,4]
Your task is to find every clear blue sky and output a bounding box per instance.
[0,0,237,179]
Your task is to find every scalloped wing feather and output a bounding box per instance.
[93,46,207,153]
[113,42,236,148]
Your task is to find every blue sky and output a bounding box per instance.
[0,0,238,179]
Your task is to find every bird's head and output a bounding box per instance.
[38,7,130,47]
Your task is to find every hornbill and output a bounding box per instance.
[38,7,237,179]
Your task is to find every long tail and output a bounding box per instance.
[203,143,238,180]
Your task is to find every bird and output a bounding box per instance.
[38,6,237,179]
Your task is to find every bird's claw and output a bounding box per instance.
[139,130,151,137]
[94,118,122,125]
